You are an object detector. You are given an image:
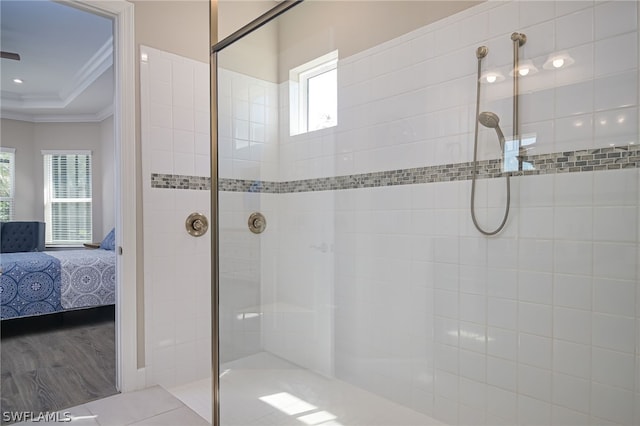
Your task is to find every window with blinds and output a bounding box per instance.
[0,148,15,221]
[43,151,92,246]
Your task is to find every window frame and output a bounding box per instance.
[0,147,16,221]
[289,50,338,136]
[42,150,93,247]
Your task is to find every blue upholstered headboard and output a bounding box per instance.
[0,222,46,253]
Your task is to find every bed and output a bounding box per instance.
[0,225,116,320]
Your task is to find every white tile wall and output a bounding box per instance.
[140,46,211,388]
[218,69,279,182]
[218,191,264,363]
[216,1,640,425]
[328,168,639,425]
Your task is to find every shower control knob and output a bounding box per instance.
[186,212,209,237]
[248,212,266,234]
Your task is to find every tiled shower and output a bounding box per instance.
[156,1,638,425]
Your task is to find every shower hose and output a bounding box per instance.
[470,46,510,236]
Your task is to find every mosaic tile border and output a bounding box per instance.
[151,173,211,190]
[151,145,640,193]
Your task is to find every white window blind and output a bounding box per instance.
[0,147,15,221]
[43,151,92,245]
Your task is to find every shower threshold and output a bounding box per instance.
[169,352,444,426]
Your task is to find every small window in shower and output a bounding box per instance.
[289,50,338,135]
[504,134,536,172]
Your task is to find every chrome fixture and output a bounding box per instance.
[248,212,267,234]
[476,45,488,59]
[470,44,511,236]
[478,111,505,150]
[186,212,209,237]
[511,32,526,170]
[470,33,527,236]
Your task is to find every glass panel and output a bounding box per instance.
[307,68,337,131]
[216,1,639,425]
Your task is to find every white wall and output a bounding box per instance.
[0,119,37,221]
[100,116,115,237]
[217,0,279,83]
[218,0,276,40]
[0,118,113,242]
[131,0,209,63]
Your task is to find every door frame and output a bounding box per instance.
[67,0,140,392]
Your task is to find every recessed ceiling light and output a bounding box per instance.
[13,78,23,84]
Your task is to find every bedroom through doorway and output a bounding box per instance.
[0,1,122,420]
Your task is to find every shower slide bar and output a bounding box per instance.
[511,32,527,170]
[470,32,526,236]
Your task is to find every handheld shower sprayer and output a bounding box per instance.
[478,111,505,150]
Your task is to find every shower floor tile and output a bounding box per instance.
[168,352,444,426]
[10,386,208,426]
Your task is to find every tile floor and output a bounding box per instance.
[10,352,443,426]
[11,386,208,426]
[169,352,444,426]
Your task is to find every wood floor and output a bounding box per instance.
[0,306,118,425]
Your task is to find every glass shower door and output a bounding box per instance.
[213,1,640,425]
[215,3,337,423]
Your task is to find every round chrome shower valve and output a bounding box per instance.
[248,212,266,234]
[186,212,209,237]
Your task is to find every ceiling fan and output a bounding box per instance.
[0,51,20,61]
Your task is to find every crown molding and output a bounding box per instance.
[0,112,34,122]
[95,103,114,121]
[0,109,112,123]
[60,36,113,105]
[1,37,113,111]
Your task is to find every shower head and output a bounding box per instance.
[478,111,505,149]
[478,111,500,128]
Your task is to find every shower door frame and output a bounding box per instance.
[209,1,304,425]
